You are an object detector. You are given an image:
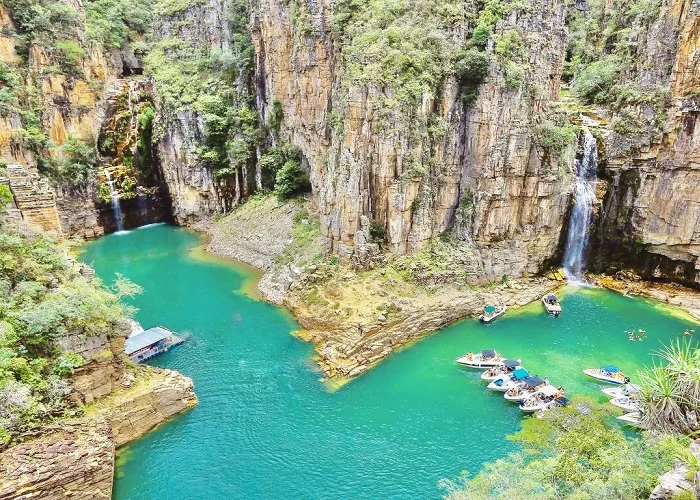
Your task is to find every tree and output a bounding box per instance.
[0,185,12,211]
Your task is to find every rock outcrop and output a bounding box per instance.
[250,0,575,281]
[4,165,62,235]
[590,0,700,286]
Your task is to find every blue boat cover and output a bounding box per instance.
[484,305,496,313]
[481,350,496,358]
[503,359,520,369]
[603,365,620,373]
[513,368,529,380]
[522,376,545,388]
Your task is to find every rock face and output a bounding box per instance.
[651,440,700,499]
[249,0,574,281]
[0,419,115,500]
[0,325,197,499]
[590,0,700,286]
[4,165,62,235]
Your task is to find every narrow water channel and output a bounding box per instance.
[78,224,698,499]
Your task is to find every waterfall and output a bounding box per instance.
[562,128,598,281]
[104,169,124,232]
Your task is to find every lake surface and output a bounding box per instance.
[78,224,698,499]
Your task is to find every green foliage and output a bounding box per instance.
[0,185,12,211]
[273,160,310,200]
[369,219,386,243]
[84,0,152,49]
[493,29,528,88]
[53,351,83,377]
[0,229,136,444]
[268,99,284,135]
[337,0,469,111]
[259,144,301,190]
[454,49,489,103]
[572,56,620,104]
[442,398,688,499]
[54,135,98,186]
[97,183,112,204]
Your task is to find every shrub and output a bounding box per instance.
[53,351,84,377]
[572,56,619,104]
[454,48,489,102]
[58,135,97,186]
[273,160,310,200]
[0,185,12,211]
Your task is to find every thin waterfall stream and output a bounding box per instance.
[562,127,598,280]
[104,168,124,231]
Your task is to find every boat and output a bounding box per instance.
[519,385,564,413]
[487,368,530,391]
[504,376,548,402]
[536,396,570,418]
[479,305,507,323]
[602,383,641,399]
[542,293,562,316]
[610,396,641,412]
[617,411,646,428]
[480,359,521,381]
[456,349,508,368]
[583,365,630,385]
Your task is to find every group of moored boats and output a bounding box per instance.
[458,351,644,424]
[479,293,563,324]
[584,366,644,427]
[456,350,568,414]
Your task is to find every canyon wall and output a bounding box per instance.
[590,0,700,285]
[251,0,575,281]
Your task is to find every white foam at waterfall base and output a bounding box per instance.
[562,128,598,283]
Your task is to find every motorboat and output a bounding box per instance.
[542,293,562,316]
[617,411,646,428]
[480,359,521,381]
[610,396,641,412]
[583,365,630,385]
[504,376,548,402]
[487,368,530,391]
[519,385,564,412]
[536,396,570,418]
[479,305,507,323]
[602,383,641,399]
[456,350,512,368]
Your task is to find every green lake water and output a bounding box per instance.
[78,224,699,499]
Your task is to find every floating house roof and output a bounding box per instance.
[125,327,172,355]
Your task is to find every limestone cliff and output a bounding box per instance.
[589,0,700,286]
[250,0,575,281]
[0,331,197,499]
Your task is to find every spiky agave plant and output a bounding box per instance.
[655,339,700,403]
[638,365,692,434]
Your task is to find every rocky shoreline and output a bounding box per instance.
[200,197,566,378]
[0,339,197,499]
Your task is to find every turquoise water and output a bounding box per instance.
[78,224,698,499]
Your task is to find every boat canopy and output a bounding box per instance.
[522,376,545,388]
[603,365,620,373]
[555,396,569,406]
[503,359,520,369]
[481,350,496,358]
[540,385,559,397]
[484,305,496,313]
[513,368,529,380]
[626,384,640,394]
[547,294,557,301]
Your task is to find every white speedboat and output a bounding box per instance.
[542,293,562,316]
[617,411,646,428]
[504,376,548,402]
[519,385,564,413]
[602,383,641,399]
[487,368,530,391]
[535,396,570,418]
[583,366,630,385]
[456,349,508,368]
[480,359,521,381]
[610,396,641,412]
[479,305,507,323]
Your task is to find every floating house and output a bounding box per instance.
[125,326,184,363]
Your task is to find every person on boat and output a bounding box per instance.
[466,351,473,360]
